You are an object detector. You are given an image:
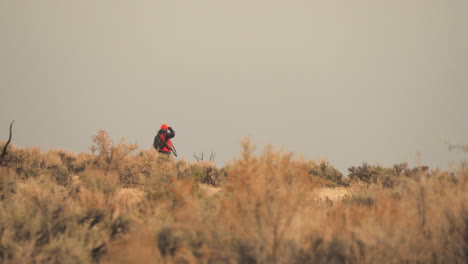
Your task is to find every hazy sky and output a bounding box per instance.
[1,0,467,173]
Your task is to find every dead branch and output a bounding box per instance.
[0,120,15,161]
[209,151,216,162]
[448,143,468,152]
[193,152,204,162]
[193,151,216,163]
[193,151,216,162]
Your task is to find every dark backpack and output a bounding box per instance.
[153,132,166,151]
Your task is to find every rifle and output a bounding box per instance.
[171,143,178,157]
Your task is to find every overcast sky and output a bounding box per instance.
[1,0,467,173]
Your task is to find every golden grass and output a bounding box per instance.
[0,135,467,263]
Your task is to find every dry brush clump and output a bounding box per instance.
[308,160,347,187]
[0,134,467,263]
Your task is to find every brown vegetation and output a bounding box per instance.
[0,131,467,263]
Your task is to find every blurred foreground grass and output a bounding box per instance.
[0,132,467,263]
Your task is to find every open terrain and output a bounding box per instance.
[0,132,467,263]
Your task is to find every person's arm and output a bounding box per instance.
[166,127,175,139]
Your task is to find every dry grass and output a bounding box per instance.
[0,134,467,264]
[316,187,349,202]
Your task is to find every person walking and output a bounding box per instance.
[153,124,176,156]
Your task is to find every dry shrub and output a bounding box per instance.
[215,138,316,263]
[0,167,16,200]
[90,130,137,172]
[308,160,347,187]
[0,134,467,263]
[184,161,226,186]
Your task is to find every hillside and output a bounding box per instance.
[0,132,467,263]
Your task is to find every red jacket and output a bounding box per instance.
[157,127,175,154]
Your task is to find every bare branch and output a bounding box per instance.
[448,143,468,152]
[194,151,216,163]
[209,151,216,162]
[0,120,15,161]
[193,152,203,162]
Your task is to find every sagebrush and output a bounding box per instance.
[0,132,466,263]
